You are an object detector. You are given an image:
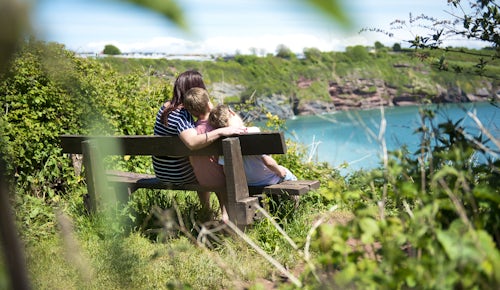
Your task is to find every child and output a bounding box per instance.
[209,104,297,187]
[183,87,228,221]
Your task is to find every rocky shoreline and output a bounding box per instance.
[210,78,499,121]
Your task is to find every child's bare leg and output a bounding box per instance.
[215,192,229,222]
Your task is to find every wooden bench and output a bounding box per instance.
[59,133,320,227]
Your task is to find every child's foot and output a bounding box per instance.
[221,208,229,224]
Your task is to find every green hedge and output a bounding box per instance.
[0,40,168,198]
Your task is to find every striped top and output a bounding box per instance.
[152,105,198,184]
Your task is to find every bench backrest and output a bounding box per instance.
[59,132,286,156]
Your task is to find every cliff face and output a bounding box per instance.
[210,78,498,121]
[297,77,496,114]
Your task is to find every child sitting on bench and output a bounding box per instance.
[183,87,297,187]
[209,104,297,186]
[183,87,228,221]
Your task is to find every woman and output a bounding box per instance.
[152,70,245,220]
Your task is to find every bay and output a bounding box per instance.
[282,102,500,174]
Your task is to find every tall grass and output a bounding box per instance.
[18,184,335,289]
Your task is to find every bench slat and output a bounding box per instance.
[60,133,286,156]
[262,180,321,195]
[105,170,318,196]
[106,170,224,192]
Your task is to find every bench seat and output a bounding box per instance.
[106,170,320,196]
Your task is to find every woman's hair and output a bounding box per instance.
[209,104,232,129]
[183,87,210,117]
[161,70,206,125]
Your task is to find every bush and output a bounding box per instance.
[308,104,500,289]
[103,44,121,55]
[345,45,370,62]
[0,39,166,199]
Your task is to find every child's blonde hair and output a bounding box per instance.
[209,104,232,129]
[183,87,210,117]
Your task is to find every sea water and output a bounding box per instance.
[282,102,500,174]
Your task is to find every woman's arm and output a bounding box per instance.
[261,155,286,178]
[179,126,247,150]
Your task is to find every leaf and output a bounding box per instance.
[473,185,500,203]
[476,230,500,281]
[123,0,188,31]
[432,165,459,182]
[437,222,496,270]
[436,229,460,260]
[300,0,352,29]
[406,275,416,287]
[359,217,379,244]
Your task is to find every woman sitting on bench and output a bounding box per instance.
[153,70,246,221]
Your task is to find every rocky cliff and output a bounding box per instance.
[210,77,498,121]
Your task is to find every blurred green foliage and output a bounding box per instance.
[1,39,499,289]
[0,39,166,201]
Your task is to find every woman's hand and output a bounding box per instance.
[218,126,248,137]
[179,126,248,151]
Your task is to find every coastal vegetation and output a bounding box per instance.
[1,0,499,288]
[1,38,499,289]
[103,44,499,96]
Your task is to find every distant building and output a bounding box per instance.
[75,51,221,61]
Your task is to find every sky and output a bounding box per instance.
[31,0,485,55]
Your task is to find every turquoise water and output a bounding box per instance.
[282,102,500,174]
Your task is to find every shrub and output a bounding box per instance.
[103,44,121,55]
[308,104,500,289]
[0,39,166,199]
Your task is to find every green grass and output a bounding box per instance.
[26,232,243,289]
[15,185,331,290]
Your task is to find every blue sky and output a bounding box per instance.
[32,0,482,55]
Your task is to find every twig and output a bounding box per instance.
[255,203,298,250]
[255,203,321,283]
[167,203,243,289]
[303,205,339,284]
[467,110,500,152]
[224,219,302,288]
[436,178,491,259]
[306,135,321,163]
[56,210,93,282]
[304,205,338,261]
[437,178,472,229]
[378,106,388,220]
[402,200,414,219]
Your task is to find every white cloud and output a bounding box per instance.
[39,0,489,57]
[76,33,379,55]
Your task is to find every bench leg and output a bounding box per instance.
[81,140,100,212]
[81,139,118,213]
[222,138,259,227]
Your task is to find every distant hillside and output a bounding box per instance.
[98,46,500,119]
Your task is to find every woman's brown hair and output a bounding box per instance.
[161,70,206,125]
